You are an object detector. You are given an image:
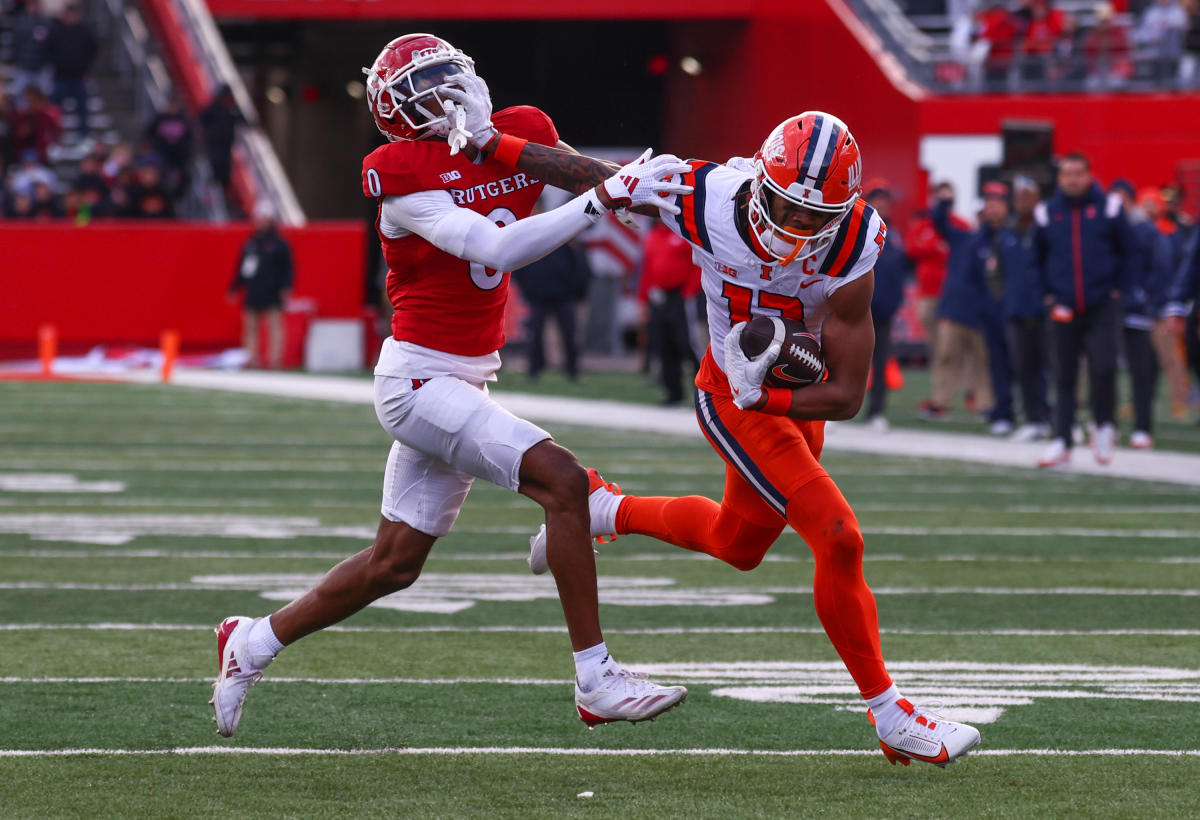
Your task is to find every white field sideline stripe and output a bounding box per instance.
[10,678,1200,703]
[0,746,1197,758]
[4,582,1198,596]
[4,623,1200,637]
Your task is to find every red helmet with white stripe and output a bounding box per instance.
[749,112,863,264]
[363,34,475,142]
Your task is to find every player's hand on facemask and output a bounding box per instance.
[724,322,781,410]
[597,149,693,215]
[439,74,495,155]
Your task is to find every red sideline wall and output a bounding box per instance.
[2,222,365,355]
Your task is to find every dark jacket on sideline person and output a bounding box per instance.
[1125,219,1175,324]
[997,221,1045,321]
[870,226,912,320]
[229,227,293,310]
[1033,182,1137,312]
[931,199,985,328]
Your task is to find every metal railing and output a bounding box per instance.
[165,0,305,225]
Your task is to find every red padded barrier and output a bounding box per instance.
[1,222,366,355]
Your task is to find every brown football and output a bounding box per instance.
[738,316,825,388]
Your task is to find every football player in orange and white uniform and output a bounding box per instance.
[209,33,694,738]
[492,111,981,767]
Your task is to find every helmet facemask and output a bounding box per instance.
[748,158,857,265]
[364,44,475,142]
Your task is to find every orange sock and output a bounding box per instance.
[616,495,782,571]
[786,477,892,698]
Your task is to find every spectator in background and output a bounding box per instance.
[908,181,961,363]
[227,203,293,370]
[978,2,1021,89]
[123,162,174,218]
[145,95,194,203]
[637,221,701,406]
[1136,0,1190,84]
[7,147,57,199]
[1035,153,1137,467]
[28,179,63,219]
[70,153,111,217]
[1005,177,1053,441]
[863,184,912,432]
[1018,0,1071,85]
[201,84,245,196]
[11,87,61,164]
[9,0,51,98]
[1165,226,1200,418]
[1160,181,1195,236]
[973,181,1018,435]
[5,191,35,219]
[1118,183,1178,447]
[0,91,17,169]
[1083,3,1135,89]
[920,184,994,421]
[512,218,591,382]
[1137,185,1192,419]
[43,3,97,138]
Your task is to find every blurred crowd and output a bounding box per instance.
[0,0,245,221]
[873,154,1200,462]
[927,0,1200,90]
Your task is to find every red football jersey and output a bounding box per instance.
[362,106,559,356]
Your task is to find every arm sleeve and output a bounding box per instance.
[930,199,964,243]
[381,189,607,272]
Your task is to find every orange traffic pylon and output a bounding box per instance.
[885,356,904,390]
[38,324,57,376]
[160,329,180,383]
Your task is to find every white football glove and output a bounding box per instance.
[439,74,495,155]
[600,149,693,215]
[724,321,782,410]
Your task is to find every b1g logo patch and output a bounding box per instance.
[440,170,463,183]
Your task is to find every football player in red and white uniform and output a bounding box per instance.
[462,107,982,767]
[210,33,694,737]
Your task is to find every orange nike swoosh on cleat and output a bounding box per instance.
[879,740,950,766]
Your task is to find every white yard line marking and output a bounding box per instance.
[3,624,1200,636]
[0,746,1196,758]
[5,581,1196,597]
[2,549,1199,567]
[0,473,124,493]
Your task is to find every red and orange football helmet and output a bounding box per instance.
[363,34,475,142]
[749,112,863,264]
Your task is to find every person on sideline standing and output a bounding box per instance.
[227,203,293,369]
[1035,153,1137,467]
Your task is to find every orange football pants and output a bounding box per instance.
[615,388,892,699]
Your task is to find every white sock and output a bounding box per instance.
[246,616,285,669]
[865,684,908,738]
[588,485,622,536]
[572,642,611,691]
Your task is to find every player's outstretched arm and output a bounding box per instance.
[776,273,876,421]
[381,151,691,273]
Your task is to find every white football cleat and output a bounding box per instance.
[209,616,269,737]
[1130,430,1153,449]
[867,415,890,433]
[870,699,981,768]
[575,661,688,727]
[528,469,622,575]
[1092,423,1116,465]
[1037,438,1070,468]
